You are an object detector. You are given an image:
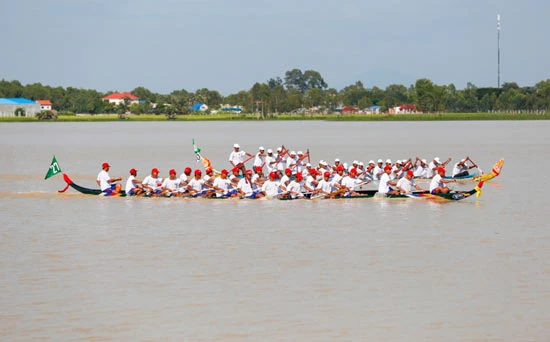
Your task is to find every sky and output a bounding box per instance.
[1,0,549,95]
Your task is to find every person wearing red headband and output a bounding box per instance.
[142,168,163,196]
[96,162,122,195]
[397,170,425,194]
[237,169,264,198]
[161,169,183,197]
[378,165,399,195]
[430,167,456,194]
[125,168,143,196]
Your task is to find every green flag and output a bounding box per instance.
[45,156,62,179]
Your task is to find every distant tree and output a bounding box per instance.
[14,107,25,117]
[303,70,328,90]
[284,69,306,93]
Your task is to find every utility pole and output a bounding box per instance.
[497,14,501,89]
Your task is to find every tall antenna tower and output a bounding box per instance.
[497,14,501,88]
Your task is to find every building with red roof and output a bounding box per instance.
[37,100,52,111]
[102,92,140,106]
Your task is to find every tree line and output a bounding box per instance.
[1,69,549,115]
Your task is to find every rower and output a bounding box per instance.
[212,169,238,198]
[430,167,457,194]
[229,143,253,174]
[96,162,122,195]
[142,168,163,196]
[373,159,384,180]
[378,165,399,195]
[237,170,264,198]
[229,167,242,187]
[286,151,298,170]
[125,168,143,196]
[179,167,192,184]
[413,158,429,178]
[161,169,183,197]
[316,171,337,198]
[187,169,212,197]
[452,157,477,177]
[261,171,282,198]
[397,170,425,194]
[253,146,266,170]
[340,168,362,196]
[265,149,277,173]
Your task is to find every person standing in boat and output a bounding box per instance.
[378,165,400,195]
[430,167,457,194]
[229,143,253,174]
[452,157,478,177]
[265,149,277,173]
[253,146,266,171]
[142,168,163,196]
[97,162,122,195]
[397,170,425,194]
[125,168,144,196]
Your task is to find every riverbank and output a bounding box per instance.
[1,112,549,122]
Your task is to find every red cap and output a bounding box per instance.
[350,168,357,174]
[169,169,176,175]
[129,168,137,175]
[269,172,277,178]
[324,171,331,178]
[245,170,253,175]
[407,170,414,177]
[184,167,192,174]
[102,162,111,168]
[336,165,344,171]
[194,169,202,175]
[437,167,446,174]
[232,167,239,173]
[285,168,292,174]
[296,173,303,179]
[205,167,212,173]
[309,169,317,175]
[221,169,229,175]
[384,165,392,172]
[255,166,262,172]
[151,168,159,174]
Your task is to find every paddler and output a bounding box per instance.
[430,167,457,194]
[452,156,477,177]
[397,170,425,194]
[125,168,143,196]
[229,143,253,174]
[96,162,122,195]
[378,165,399,195]
[142,168,163,196]
[161,169,183,197]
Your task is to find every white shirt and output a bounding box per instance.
[452,163,468,177]
[286,180,303,197]
[237,178,254,196]
[179,173,190,184]
[187,178,206,192]
[261,180,281,197]
[265,155,277,172]
[213,177,233,197]
[286,156,298,170]
[275,153,286,171]
[414,165,428,178]
[162,177,182,191]
[378,173,392,194]
[97,170,111,191]
[125,175,138,193]
[426,162,439,178]
[254,152,265,167]
[341,176,360,190]
[142,175,163,190]
[373,166,383,180]
[429,174,446,192]
[316,179,334,193]
[229,150,247,166]
[396,177,416,194]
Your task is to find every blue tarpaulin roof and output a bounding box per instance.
[189,103,204,111]
[0,98,38,104]
[369,105,381,109]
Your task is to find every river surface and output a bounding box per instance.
[1,121,549,341]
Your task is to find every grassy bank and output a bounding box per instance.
[1,112,549,122]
